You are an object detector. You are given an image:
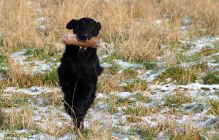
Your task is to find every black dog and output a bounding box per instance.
[58,17,103,128]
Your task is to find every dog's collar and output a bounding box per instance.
[79,46,87,52]
[79,46,87,50]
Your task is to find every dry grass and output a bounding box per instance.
[0,56,44,88]
[0,109,4,127]
[98,74,124,93]
[164,91,192,106]
[1,109,35,130]
[0,56,58,88]
[0,0,219,139]
[1,0,219,60]
[162,122,202,140]
[131,121,202,140]
[77,123,111,140]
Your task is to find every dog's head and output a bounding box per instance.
[66,17,101,41]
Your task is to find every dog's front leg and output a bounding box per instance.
[72,84,94,129]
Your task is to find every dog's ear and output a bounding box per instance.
[66,19,78,29]
[97,22,101,30]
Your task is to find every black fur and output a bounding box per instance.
[58,17,103,128]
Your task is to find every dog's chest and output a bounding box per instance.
[73,57,95,77]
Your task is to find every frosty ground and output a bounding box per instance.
[0,34,218,139]
[0,0,219,139]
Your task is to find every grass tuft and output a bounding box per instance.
[208,100,219,115]
[0,109,4,128]
[164,92,192,107]
[158,67,197,84]
[124,80,147,92]
[124,106,159,116]
[203,72,219,85]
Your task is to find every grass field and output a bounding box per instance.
[0,0,219,139]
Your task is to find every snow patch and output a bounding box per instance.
[96,93,108,99]
[179,83,219,92]
[114,60,142,69]
[100,62,112,68]
[113,92,133,100]
[138,69,166,82]
[181,36,219,56]
[181,17,192,26]
[29,134,56,140]
[4,86,60,95]
[11,49,58,75]
[35,17,46,25]
[0,131,5,138]
[58,134,77,140]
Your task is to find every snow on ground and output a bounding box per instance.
[0,131,5,139]
[112,92,133,100]
[114,60,142,70]
[1,25,219,139]
[181,36,219,56]
[1,74,219,139]
[4,86,60,95]
[11,49,59,75]
[138,69,166,82]
[100,62,113,68]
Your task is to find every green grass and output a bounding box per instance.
[41,68,59,85]
[164,92,192,107]
[203,72,219,85]
[124,106,159,116]
[104,63,121,75]
[0,54,8,78]
[123,80,147,92]
[5,129,42,138]
[104,95,135,113]
[100,54,118,63]
[168,132,198,140]
[135,93,151,103]
[176,51,202,63]
[198,46,219,56]
[0,94,33,108]
[0,54,7,64]
[208,100,219,115]
[0,109,4,128]
[123,69,138,79]
[39,92,63,107]
[24,48,60,61]
[1,110,36,131]
[116,99,136,107]
[130,125,156,140]
[157,67,197,84]
[126,116,143,123]
[141,61,157,70]
[132,59,157,70]
[0,69,8,78]
[215,92,219,97]
[104,96,119,114]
